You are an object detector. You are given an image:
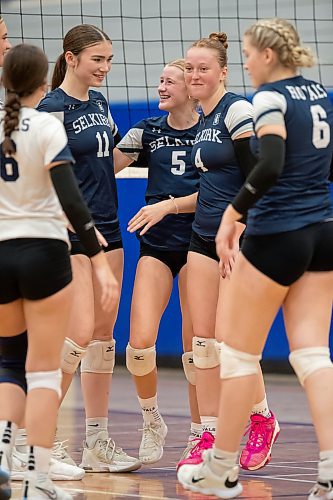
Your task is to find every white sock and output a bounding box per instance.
[138,395,162,425]
[318,450,333,482]
[210,445,238,476]
[0,420,18,472]
[28,445,51,474]
[251,395,271,418]
[201,416,217,436]
[85,417,108,446]
[15,427,27,453]
[190,422,203,440]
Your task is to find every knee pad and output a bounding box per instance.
[182,351,196,385]
[220,342,261,379]
[0,332,27,392]
[289,347,333,387]
[80,339,116,374]
[193,337,220,369]
[61,338,87,375]
[26,369,62,399]
[126,344,156,377]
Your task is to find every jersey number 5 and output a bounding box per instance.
[0,152,19,182]
[171,151,186,175]
[310,104,330,149]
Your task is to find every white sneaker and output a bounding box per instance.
[0,467,10,500]
[308,481,333,499]
[11,448,85,481]
[23,472,73,499]
[52,440,77,467]
[80,432,141,473]
[177,449,243,499]
[139,419,168,464]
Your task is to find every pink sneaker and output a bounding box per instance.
[177,432,214,470]
[240,412,280,471]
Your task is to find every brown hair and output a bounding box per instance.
[51,24,112,90]
[190,32,228,68]
[1,44,48,156]
[244,18,315,68]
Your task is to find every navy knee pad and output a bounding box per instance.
[0,331,27,393]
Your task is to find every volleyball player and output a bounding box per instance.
[114,59,200,464]
[177,32,279,471]
[0,43,116,500]
[178,18,333,499]
[36,24,141,473]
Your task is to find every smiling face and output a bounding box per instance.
[184,46,227,103]
[0,19,11,67]
[157,65,189,111]
[67,41,113,88]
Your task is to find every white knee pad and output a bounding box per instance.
[220,342,261,379]
[26,369,62,399]
[61,338,87,375]
[126,344,156,377]
[81,339,116,374]
[289,346,333,387]
[182,351,196,385]
[193,337,220,369]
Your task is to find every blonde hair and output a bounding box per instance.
[190,32,228,68]
[166,58,186,72]
[245,18,315,68]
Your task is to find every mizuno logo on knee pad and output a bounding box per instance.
[70,350,81,357]
[134,355,144,361]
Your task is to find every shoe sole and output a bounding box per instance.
[80,461,142,473]
[11,470,85,481]
[0,469,11,500]
[240,421,280,471]
[179,476,243,499]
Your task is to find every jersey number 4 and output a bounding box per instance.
[311,104,330,149]
[0,153,19,182]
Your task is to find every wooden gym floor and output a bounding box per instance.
[11,368,318,499]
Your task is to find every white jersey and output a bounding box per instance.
[0,107,74,243]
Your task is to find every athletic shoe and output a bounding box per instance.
[0,468,10,500]
[80,432,141,472]
[178,436,201,464]
[22,472,73,499]
[177,449,243,498]
[11,448,85,481]
[239,412,280,471]
[308,480,333,499]
[52,439,77,467]
[139,420,168,464]
[177,431,215,469]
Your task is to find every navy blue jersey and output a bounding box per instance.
[247,75,333,236]
[191,92,253,240]
[117,115,200,250]
[38,88,121,243]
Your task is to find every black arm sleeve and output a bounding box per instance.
[233,137,257,177]
[113,131,122,146]
[50,163,101,257]
[232,134,285,215]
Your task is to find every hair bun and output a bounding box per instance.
[209,32,228,49]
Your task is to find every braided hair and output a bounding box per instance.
[244,18,315,68]
[1,44,48,156]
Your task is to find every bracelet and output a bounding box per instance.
[169,195,179,215]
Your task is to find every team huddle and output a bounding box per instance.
[0,14,333,500]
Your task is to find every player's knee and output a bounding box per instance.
[289,346,333,387]
[26,369,62,399]
[0,332,27,392]
[126,343,156,376]
[182,351,196,385]
[219,342,261,379]
[61,338,87,375]
[193,336,220,369]
[80,339,115,374]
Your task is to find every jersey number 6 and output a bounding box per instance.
[310,104,330,149]
[0,152,19,182]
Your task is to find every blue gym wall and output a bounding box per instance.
[111,92,333,366]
